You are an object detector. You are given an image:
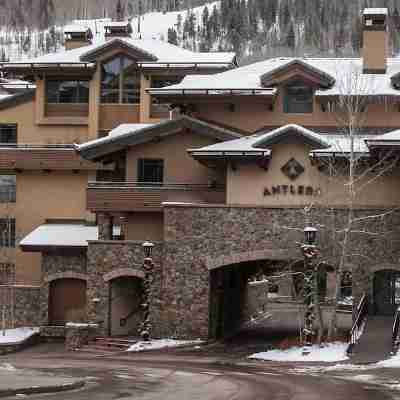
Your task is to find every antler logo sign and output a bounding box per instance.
[281,158,304,181]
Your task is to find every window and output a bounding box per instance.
[0,124,17,143]
[0,218,15,248]
[284,82,313,113]
[138,159,164,184]
[46,80,89,103]
[101,55,140,104]
[0,175,16,203]
[150,76,182,116]
[0,263,15,284]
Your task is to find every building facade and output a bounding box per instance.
[3,9,400,339]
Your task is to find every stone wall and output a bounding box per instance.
[40,252,87,325]
[160,205,400,338]
[242,281,269,324]
[2,285,40,328]
[86,240,163,336]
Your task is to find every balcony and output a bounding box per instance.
[87,181,226,212]
[0,144,112,171]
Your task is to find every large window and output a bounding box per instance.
[0,124,17,143]
[0,263,15,284]
[46,80,89,103]
[284,82,313,113]
[138,159,164,184]
[0,218,15,248]
[101,55,140,104]
[0,175,16,203]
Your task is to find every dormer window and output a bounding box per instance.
[101,55,140,104]
[283,82,313,114]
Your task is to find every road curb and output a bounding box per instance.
[0,379,85,398]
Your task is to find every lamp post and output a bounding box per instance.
[301,226,319,354]
[140,240,155,341]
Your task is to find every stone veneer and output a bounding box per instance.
[40,252,87,325]
[86,240,163,336]
[156,205,400,338]
[3,285,41,328]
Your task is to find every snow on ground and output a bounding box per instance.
[249,342,349,363]
[127,338,203,352]
[377,352,400,368]
[0,363,16,371]
[0,327,39,344]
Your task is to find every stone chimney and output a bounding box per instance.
[362,8,388,74]
[104,21,132,40]
[64,25,93,50]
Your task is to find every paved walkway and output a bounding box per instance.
[351,316,394,364]
[0,363,85,397]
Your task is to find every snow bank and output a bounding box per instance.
[377,352,400,368]
[249,342,349,363]
[0,327,39,345]
[127,338,202,352]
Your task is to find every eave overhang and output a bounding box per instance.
[77,116,243,161]
[147,88,277,103]
[260,60,336,88]
[0,62,96,76]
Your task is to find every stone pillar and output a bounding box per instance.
[65,323,99,351]
[98,213,113,240]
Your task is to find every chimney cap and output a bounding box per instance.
[363,8,388,16]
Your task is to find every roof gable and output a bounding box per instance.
[252,124,331,149]
[80,38,158,62]
[260,59,336,88]
[77,116,243,160]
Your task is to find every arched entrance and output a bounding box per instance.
[373,269,400,315]
[49,278,86,325]
[209,258,299,339]
[108,276,143,336]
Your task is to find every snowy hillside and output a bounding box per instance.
[0,1,219,62]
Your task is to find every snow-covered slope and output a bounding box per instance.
[0,1,219,62]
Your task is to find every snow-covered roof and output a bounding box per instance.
[20,223,97,248]
[363,8,388,15]
[104,21,131,28]
[4,37,235,68]
[79,123,156,150]
[64,24,91,33]
[149,58,400,96]
[189,124,375,159]
[77,116,242,160]
[19,223,121,250]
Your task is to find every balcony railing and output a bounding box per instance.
[87,181,226,212]
[0,144,112,171]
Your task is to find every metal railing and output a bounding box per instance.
[347,293,368,354]
[392,306,400,354]
[88,181,226,191]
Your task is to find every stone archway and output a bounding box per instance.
[104,269,144,337]
[207,251,300,339]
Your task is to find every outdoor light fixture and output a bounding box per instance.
[142,240,155,258]
[304,226,318,245]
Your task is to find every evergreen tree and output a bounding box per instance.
[286,22,295,51]
[167,27,178,45]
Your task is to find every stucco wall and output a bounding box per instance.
[125,213,164,241]
[194,91,400,133]
[126,131,220,183]
[227,140,400,207]
[15,171,89,285]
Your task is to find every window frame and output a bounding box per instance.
[0,124,17,143]
[100,55,141,105]
[137,158,164,184]
[283,82,314,114]
[0,218,15,248]
[46,79,90,104]
[0,175,16,203]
